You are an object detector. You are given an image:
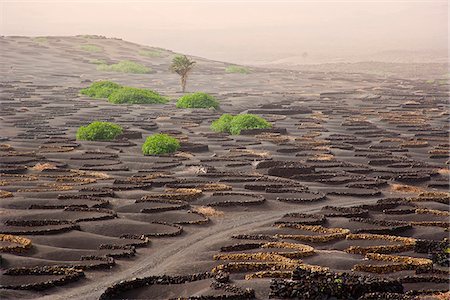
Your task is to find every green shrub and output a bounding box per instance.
[79,34,99,39]
[108,87,168,104]
[229,114,272,135]
[80,44,102,52]
[225,65,250,74]
[97,60,151,74]
[210,114,234,133]
[211,114,271,135]
[176,92,219,109]
[33,37,48,44]
[142,134,180,155]
[80,81,122,98]
[139,49,162,57]
[89,59,107,65]
[76,121,123,141]
[80,81,167,105]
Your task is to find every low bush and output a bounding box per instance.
[142,134,180,155]
[97,60,151,74]
[225,65,250,74]
[176,92,219,109]
[33,37,48,44]
[80,44,102,52]
[139,49,162,57]
[78,34,105,39]
[89,59,107,65]
[108,87,168,104]
[210,114,234,133]
[211,114,272,135]
[76,121,123,141]
[80,81,122,98]
[229,114,272,135]
[80,81,167,105]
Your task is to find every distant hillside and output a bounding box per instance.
[258,49,447,65]
[256,58,448,80]
[1,35,446,81]
[0,35,242,86]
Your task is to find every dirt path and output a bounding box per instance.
[43,198,375,300]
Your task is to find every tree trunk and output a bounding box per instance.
[181,75,187,93]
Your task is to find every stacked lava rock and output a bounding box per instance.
[269,267,403,299]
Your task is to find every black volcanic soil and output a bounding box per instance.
[0,36,448,299]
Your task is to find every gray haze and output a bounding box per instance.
[1,0,448,64]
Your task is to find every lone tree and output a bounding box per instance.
[170,55,196,93]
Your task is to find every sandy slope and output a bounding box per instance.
[0,36,448,299]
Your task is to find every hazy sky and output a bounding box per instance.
[1,0,448,64]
